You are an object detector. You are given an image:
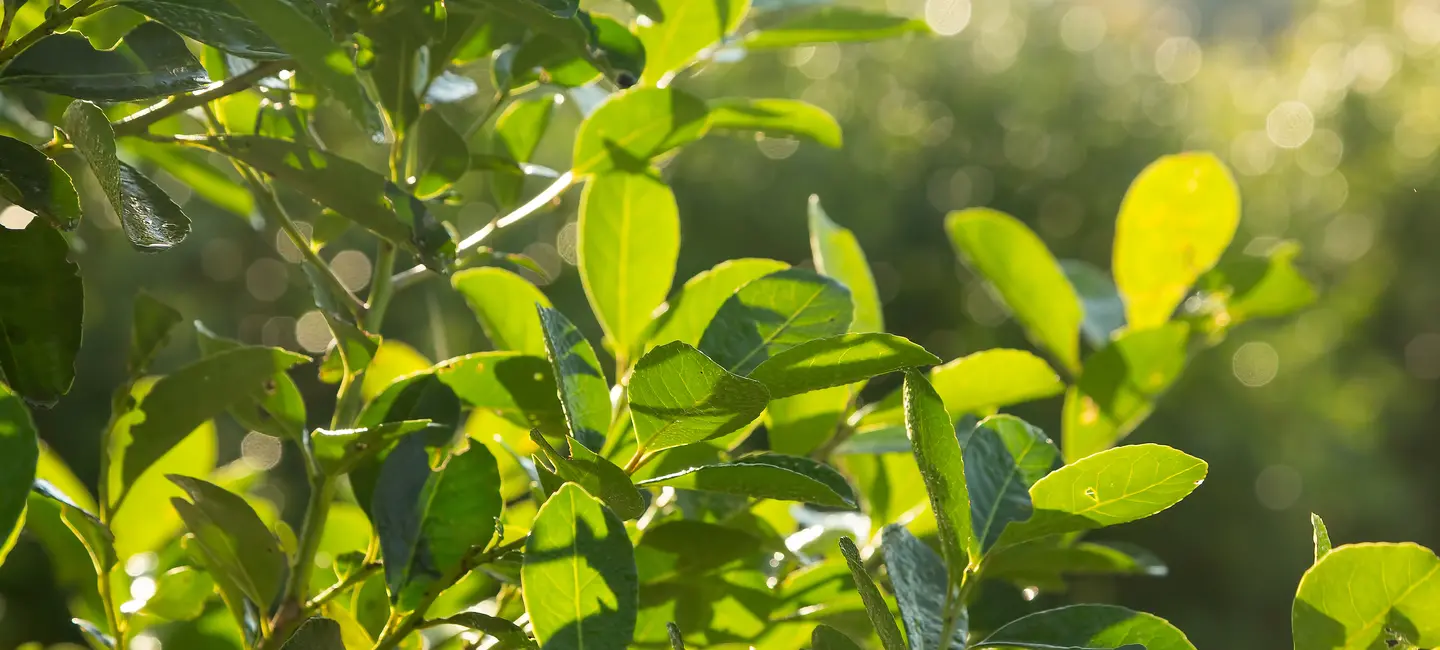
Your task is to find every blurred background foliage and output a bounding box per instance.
[3,0,1438,648]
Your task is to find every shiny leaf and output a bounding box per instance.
[63,101,190,251]
[903,369,978,578]
[0,136,80,229]
[710,99,841,148]
[748,332,938,399]
[0,22,209,100]
[882,524,965,649]
[120,0,287,58]
[531,430,645,520]
[537,306,610,452]
[1312,513,1331,563]
[745,6,928,48]
[856,349,1065,430]
[837,536,905,650]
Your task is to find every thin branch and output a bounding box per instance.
[389,171,577,291]
[0,0,100,65]
[303,563,382,617]
[112,60,292,137]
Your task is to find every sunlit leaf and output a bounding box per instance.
[698,268,852,375]
[120,0,288,58]
[491,95,557,208]
[0,386,38,565]
[902,369,978,578]
[280,617,346,649]
[975,604,1191,650]
[1061,323,1189,463]
[1292,542,1440,650]
[170,475,286,607]
[628,342,769,454]
[411,111,470,199]
[808,196,879,332]
[142,566,215,620]
[710,99,841,148]
[856,349,1064,430]
[63,101,190,251]
[645,258,789,351]
[531,430,646,520]
[837,536,905,650]
[964,415,1058,553]
[635,0,748,86]
[435,352,567,436]
[637,453,855,508]
[745,6,928,49]
[572,87,709,175]
[749,333,938,399]
[537,306,610,452]
[453,267,553,355]
[1311,513,1331,563]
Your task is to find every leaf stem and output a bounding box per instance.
[112,60,292,137]
[389,171,576,291]
[0,0,99,65]
[302,563,382,617]
[363,242,396,332]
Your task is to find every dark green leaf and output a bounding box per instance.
[697,268,852,375]
[280,617,346,649]
[128,292,182,378]
[1292,542,1440,650]
[589,14,646,84]
[634,0,747,85]
[882,524,965,650]
[522,483,638,650]
[628,341,769,454]
[1113,152,1239,330]
[902,370,978,580]
[637,453,855,508]
[115,345,308,487]
[745,7,929,49]
[837,536,905,650]
[0,22,209,100]
[411,111,470,199]
[312,420,438,476]
[120,0,286,58]
[531,430,646,520]
[976,604,1192,650]
[452,267,553,355]
[579,171,680,365]
[748,333,938,399]
[440,612,537,649]
[965,415,1059,552]
[812,624,864,650]
[194,324,307,442]
[572,87,709,175]
[808,196,879,331]
[1311,512,1331,563]
[0,386,38,564]
[855,349,1065,430]
[0,136,80,229]
[645,258,789,351]
[351,373,462,517]
[667,622,686,650]
[169,475,286,607]
[142,566,215,620]
[373,436,503,610]
[537,306,609,452]
[1061,260,1126,348]
[996,444,1207,549]
[1061,322,1189,463]
[946,208,1082,375]
[0,223,82,405]
[63,101,190,251]
[434,352,566,436]
[73,6,147,49]
[709,99,842,148]
[227,0,384,134]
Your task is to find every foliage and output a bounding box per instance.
[0,0,1423,649]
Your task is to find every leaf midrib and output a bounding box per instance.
[727,283,828,373]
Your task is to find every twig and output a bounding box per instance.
[303,563,382,617]
[389,171,576,291]
[0,0,100,65]
[371,540,526,650]
[112,60,292,137]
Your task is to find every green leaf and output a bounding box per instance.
[646,258,789,350]
[983,539,1167,590]
[1311,513,1331,563]
[0,135,80,229]
[1199,240,1317,329]
[812,624,864,650]
[522,483,639,650]
[531,430,646,520]
[491,96,557,208]
[280,617,346,649]
[628,341,770,454]
[0,223,82,405]
[579,171,680,365]
[440,612,538,649]
[453,267,553,355]
[856,349,1065,430]
[1292,542,1440,650]
[965,415,1059,553]
[62,101,191,251]
[637,453,855,508]
[1061,322,1189,463]
[572,87,709,175]
[194,324,307,442]
[0,386,38,564]
[202,137,453,269]
[115,345,308,487]
[837,536,906,650]
[748,333,938,399]
[946,208,1082,375]
[882,524,965,650]
[128,292,182,378]
[120,0,286,58]
[808,196,879,331]
[638,519,762,578]
[635,0,748,86]
[0,22,209,100]
[142,566,215,621]
[698,268,853,375]
[227,0,384,134]
[997,444,1206,549]
[667,622,686,649]
[312,420,439,476]
[109,420,216,559]
[537,306,610,452]
[1061,260,1126,348]
[374,437,503,610]
[410,111,470,199]
[30,478,116,577]
[73,6,147,49]
[435,352,566,436]
[351,374,462,519]
[169,475,286,607]
[976,604,1191,650]
[709,99,841,148]
[745,6,929,49]
[902,369,978,578]
[1113,152,1240,330]
[765,384,849,455]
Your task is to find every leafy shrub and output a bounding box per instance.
[0,0,1426,649]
